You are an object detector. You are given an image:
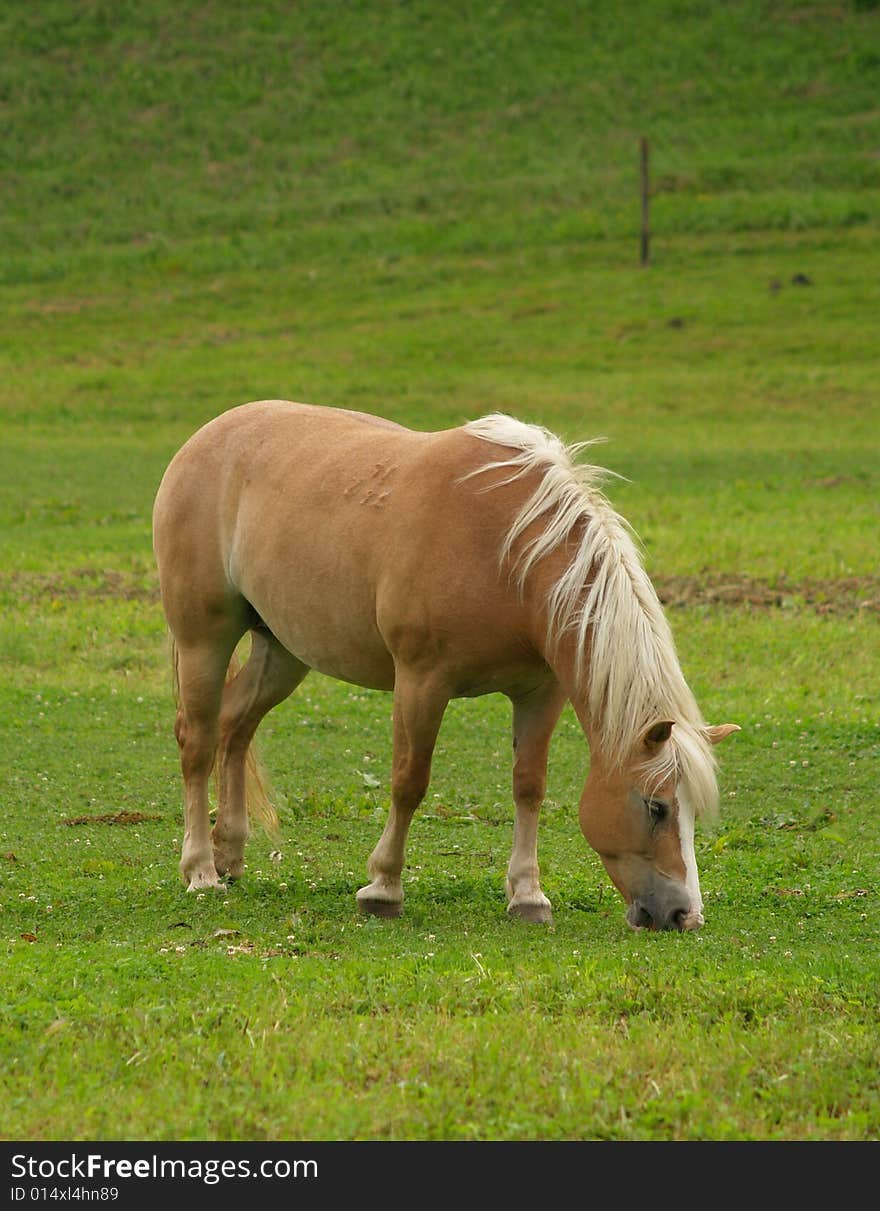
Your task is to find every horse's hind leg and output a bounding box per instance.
[174,639,240,891]
[213,628,308,879]
[356,667,449,917]
[506,681,567,923]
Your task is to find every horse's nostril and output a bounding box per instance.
[670,907,688,931]
[626,901,654,930]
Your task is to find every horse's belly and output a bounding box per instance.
[271,617,395,691]
[243,570,396,691]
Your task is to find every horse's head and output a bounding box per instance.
[579,720,740,932]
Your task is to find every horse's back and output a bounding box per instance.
[154,399,489,558]
[154,401,424,550]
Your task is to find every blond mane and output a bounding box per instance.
[463,413,719,817]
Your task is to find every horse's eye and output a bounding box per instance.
[646,798,669,822]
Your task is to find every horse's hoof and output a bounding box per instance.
[356,879,403,918]
[507,900,553,924]
[184,870,226,892]
[359,901,402,918]
[357,897,403,918]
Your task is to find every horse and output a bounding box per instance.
[152,400,738,932]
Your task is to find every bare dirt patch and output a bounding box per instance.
[2,567,159,603]
[655,575,880,616]
[61,810,164,826]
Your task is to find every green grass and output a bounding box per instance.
[1,0,879,1142]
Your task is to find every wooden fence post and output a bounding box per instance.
[640,136,650,267]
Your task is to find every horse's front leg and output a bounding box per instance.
[356,668,449,918]
[506,682,567,923]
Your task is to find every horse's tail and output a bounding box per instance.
[170,635,281,840]
[225,646,281,840]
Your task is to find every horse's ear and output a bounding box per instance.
[643,720,674,750]
[704,723,741,745]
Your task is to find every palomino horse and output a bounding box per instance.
[153,401,738,931]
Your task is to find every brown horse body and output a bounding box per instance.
[153,400,737,930]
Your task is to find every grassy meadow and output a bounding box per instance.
[0,1,878,1141]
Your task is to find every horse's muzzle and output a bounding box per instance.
[626,899,704,932]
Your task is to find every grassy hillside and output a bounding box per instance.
[0,1,878,1142]
[2,0,878,284]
